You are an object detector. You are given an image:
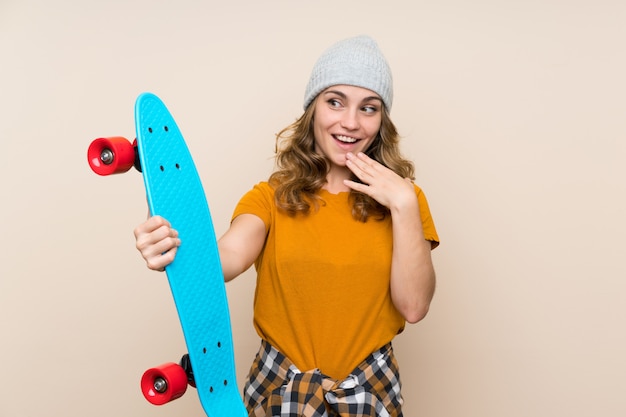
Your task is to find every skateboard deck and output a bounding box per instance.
[135,93,247,416]
[90,93,247,416]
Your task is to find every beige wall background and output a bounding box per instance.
[1,0,624,416]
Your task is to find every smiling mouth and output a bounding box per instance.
[334,134,359,144]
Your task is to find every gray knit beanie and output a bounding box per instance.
[303,35,393,111]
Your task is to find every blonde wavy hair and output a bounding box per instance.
[269,97,415,222]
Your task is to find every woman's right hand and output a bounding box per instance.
[133,215,181,271]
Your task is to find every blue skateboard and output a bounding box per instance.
[87,93,247,416]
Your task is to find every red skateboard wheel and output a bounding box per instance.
[87,136,135,176]
[141,362,188,405]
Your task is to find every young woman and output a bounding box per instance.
[134,35,439,417]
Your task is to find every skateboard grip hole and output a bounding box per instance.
[210,386,214,393]
[203,347,207,354]
[217,341,221,348]
[164,126,169,132]
[224,380,228,386]
[148,127,153,133]
[160,166,165,172]
[176,163,180,169]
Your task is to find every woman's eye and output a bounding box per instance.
[362,105,378,113]
[328,98,341,107]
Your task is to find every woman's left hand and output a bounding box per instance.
[344,152,416,210]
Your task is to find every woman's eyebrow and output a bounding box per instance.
[362,96,383,104]
[323,90,347,99]
[323,90,382,104]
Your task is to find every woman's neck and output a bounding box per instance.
[323,170,351,194]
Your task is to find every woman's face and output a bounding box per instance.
[312,85,383,172]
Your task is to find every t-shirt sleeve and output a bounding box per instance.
[415,185,440,249]
[231,182,273,232]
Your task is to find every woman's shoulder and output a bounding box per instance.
[238,181,276,205]
[251,181,275,195]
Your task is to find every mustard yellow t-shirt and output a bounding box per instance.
[232,181,439,379]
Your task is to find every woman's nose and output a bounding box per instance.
[340,109,360,130]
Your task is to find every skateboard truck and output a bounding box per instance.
[180,353,197,388]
